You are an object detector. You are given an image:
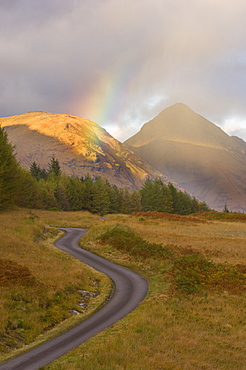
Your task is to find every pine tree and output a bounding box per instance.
[168,183,179,213]
[118,188,130,213]
[161,182,173,213]
[0,127,20,210]
[190,197,200,213]
[30,161,40,180]
[54,183,70,211]
[66,176,86,211]
[91,177,110,215]
[140,178,173,213]
[223,204,229,213]
[108,184,121,213]
[15,168,41,208]
[198,201,211,212]
[175,191,192,215]
[128,189,142,213]
[36,179,59,210]
[152,178,173,212]
[48,155,61,176]
[30,161,48,180]
[139,177,156,211]
[82,175,94,211]
[168,183,194,215]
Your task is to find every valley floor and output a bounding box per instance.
[1,210,246,369]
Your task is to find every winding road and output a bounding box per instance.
[0,228,148,370]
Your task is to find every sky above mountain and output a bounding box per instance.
[1,0,246,142]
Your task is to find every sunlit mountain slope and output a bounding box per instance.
[0,111,170,189]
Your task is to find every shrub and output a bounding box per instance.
[138,217,146,221]
[98,226,172,259]
[173,254,246,294]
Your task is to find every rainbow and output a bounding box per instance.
[73,61,141,126]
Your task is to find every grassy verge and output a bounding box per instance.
[0,209,111,363]
[44,212,246,369]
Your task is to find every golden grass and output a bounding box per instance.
[1,210,246,369]
[0,209,111,362]
[44,212,246,370]
[130,213,246,265]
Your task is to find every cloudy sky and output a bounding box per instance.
[1,0,246,142]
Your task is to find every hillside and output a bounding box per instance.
[0,111,169,189]
[125,103,246,212]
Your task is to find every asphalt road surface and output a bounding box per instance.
[0,228,148,370]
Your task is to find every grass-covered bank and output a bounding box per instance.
[1,210,246,369]
[45,212,246,370]
[0,209,111,363]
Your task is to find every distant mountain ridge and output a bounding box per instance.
[125,103,246,212]
[0,111,170,190]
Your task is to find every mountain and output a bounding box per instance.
[0,111,170,189]
[125,103,246,212]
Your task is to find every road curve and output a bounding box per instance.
[0,228,148,370]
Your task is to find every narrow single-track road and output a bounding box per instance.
[0,228,148,370]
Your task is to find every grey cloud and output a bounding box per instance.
[1,0,246,141]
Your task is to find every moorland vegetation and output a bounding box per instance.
[1,126,246,369]
[0,210,246,369]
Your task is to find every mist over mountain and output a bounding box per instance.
[125,103,246,212]
[0,111,170,190]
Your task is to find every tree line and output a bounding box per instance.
[0,126,210,214]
